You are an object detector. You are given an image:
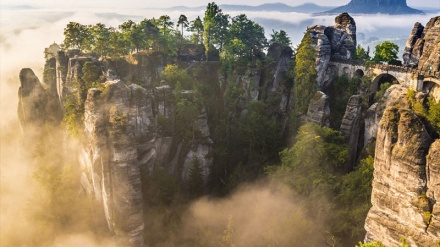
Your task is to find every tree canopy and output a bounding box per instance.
[269,29,291,47]
[293,32,317,115]
[373,41,399,63]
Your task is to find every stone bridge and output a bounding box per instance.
[328,61,440,93]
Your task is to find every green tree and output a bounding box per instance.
[328,75,358,128]
[177,14,189,38]
[228,14,266,60]
[157,15,174,36]
[277,123,348,196]
[240,100,282,163]
[139,18,160,50]
[212,11,230,50]
[175,98,198,141]
[63,22,91,51]
[90,23,111,57]
[188,16,204,45]
[269,29,291,46]
[188,157,204,198]
[108,27,129,56]
[427,96,440,133]
[219,217,236,247]
[356,44,370,61]
[293,32,317,115]
[82,61,102,86]
[333,155,374,242]
[373,41,399,64]
[203,2,221,60]
[356,241,386,247]
[120,20,143,52]
[375,82,392,101]
[161,64,191,89]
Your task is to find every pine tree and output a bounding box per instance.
[188,157,204,198]
[293,32,317,115]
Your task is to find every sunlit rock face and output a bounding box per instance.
[403,16,440,72]
[79,77,213,246]
[307,13,356,90]
[364,90,439,245]
[364,85,409,147]
[16,49,214,246]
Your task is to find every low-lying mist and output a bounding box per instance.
[0,5,436,246]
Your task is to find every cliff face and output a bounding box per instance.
[19,50,215,246]
[403,16,440,72]
[364,85,439,246]
[325,0,423,15]
[307,13,356,90]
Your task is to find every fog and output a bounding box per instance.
[0,5,438,247]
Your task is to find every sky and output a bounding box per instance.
[0,0,439,8]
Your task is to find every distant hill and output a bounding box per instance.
[321,0,424,15]
[1,4,40,10]
[162,2,335,14]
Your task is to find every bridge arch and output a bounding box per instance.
[355,69,364,78]
[372,73,400,93]
[423,77,440,88]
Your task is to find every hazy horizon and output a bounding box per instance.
[1,0,439,9]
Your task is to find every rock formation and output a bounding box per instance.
[427,140,440,239]
[340,95,362,170]
[364,85,440,246]
[307,13,356,90]
[19,48,215,246]
[306,91,330,127]
[403,16,440,72]
[324,0,423,15]
[18,68,61,131]
[364,85,409,146]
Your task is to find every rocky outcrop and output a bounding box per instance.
[364,102,439,246]
[308,25,331,90]
[306,91,330,126]
[403,16,440,72]
[364,85,409,147]
[340,95,362,170]
[263,43,294,127]
[427,140,440,239]
[402,22,425,67]
[79,78,213,246]
[324,0,423,15]
[307,13,356,90]
[18,68,61,131]
[82,81,145,246]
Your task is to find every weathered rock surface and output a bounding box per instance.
[263,43,294,129]
[427,140,440,239]
[403,16,440,72]
[340,95,362,170]
[324,0,423,15]
[364,106,439,246]
[403,22,425,67]
[18,68,61,130]
[80,78,213,246]
[364,84,409,147]
[306,91,330,126]
[307,13,356,90]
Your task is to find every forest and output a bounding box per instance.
[11,2,440,247]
